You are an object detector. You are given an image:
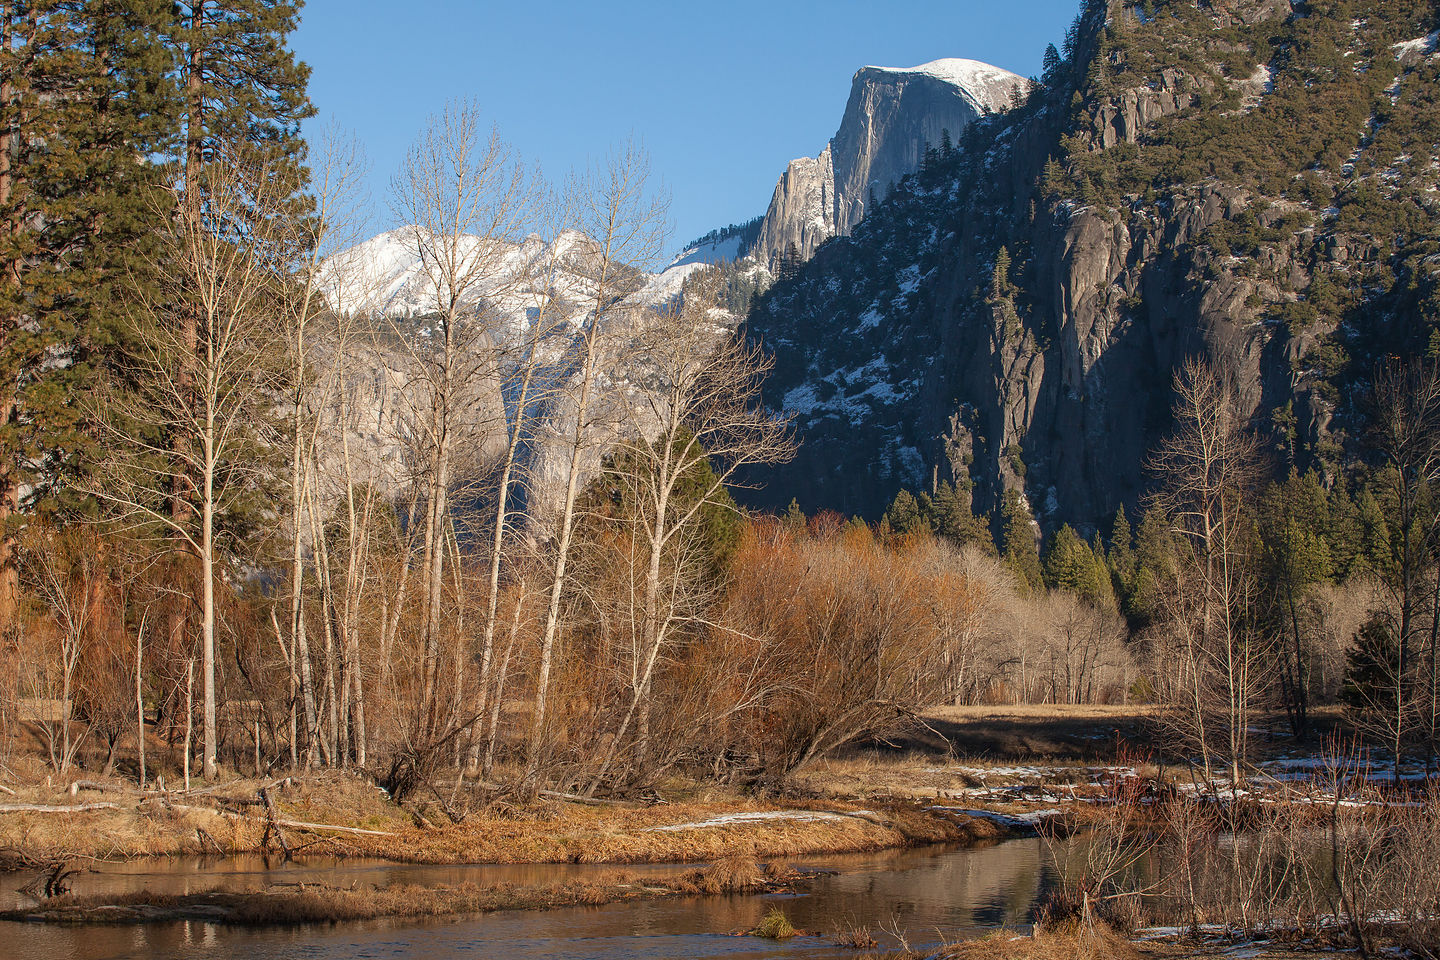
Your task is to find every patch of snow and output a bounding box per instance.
[861,58,1030,114]
[643,810,874,832]
[782,383,820,416]
[896,264,922,296]
[928,806,1064,829]
[666,233,745,271]
[856,306,885,331]
[1393,31,1440,60]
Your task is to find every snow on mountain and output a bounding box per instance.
[640,229,756,305]
[319,226,609,324]
[863,58,1029,114]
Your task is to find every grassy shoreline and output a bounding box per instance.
[0,769,1009,871]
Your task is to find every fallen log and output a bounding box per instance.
[259,787,293,859]
[0,802,120,814]
[147,799,396,837]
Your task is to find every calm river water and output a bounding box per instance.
[1,838,1058,960]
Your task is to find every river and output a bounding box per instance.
[2,838,1058,959]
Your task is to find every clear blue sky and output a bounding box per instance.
[293,0,1081,255]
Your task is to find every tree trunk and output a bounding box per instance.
[136,624,146,788]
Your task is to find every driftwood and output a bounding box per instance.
[69,780,139,796]
[194,827,226,855]
[0,802,119,814]
[18,861,78,900]
[259,787,293,859]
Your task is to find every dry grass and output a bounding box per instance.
[674,854,767,894]
[750,906,798,939]
[2,873,667,925]
[2,763,1002,866]
[832,923,879,948]
[931,922,1140,960]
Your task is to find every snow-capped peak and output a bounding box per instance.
[860,58,1028,113]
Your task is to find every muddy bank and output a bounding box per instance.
[0,857,811,927]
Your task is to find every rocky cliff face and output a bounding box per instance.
[742,0,1440,532]
[750,59,1030,271]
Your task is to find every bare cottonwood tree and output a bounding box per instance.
[581,275,793,790]
[464,192,576,771]
[19,528,107,773]
[384,101,533,787]
[273,125,373,768]
[525,142,669,787]
[87,153,293,779]
[1361,360,1440,763]
[1150,356,1268,791]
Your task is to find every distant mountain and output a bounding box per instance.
[314,225,745,525]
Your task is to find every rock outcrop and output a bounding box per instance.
[750,59,1030,271]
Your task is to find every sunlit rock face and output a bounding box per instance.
[751,59,1030,271]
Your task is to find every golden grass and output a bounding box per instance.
[674,854,767,894]
[932,921,1140,960]
[1,765,1007,867]
[2,874,664,925]
[750,906,797,939]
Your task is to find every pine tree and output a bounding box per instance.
[1108,506,1135,590]
[1000,489,1043,592]
[0,1,176,630]
[1258,472,1334,737]
[778,241,801,281]
[929,480,990,549]
[1041,43,1062,87]
[1127,505,1175,625]
[990,246,1013,300]
[883,488,928,536]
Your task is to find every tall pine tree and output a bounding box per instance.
[0,1,175,631]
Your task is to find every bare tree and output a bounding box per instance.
[581,277,793,790]
[85,154,292,780]
[381,101,533,789]
[19,528,102,773]
[1363,360,1440,763]
[272,125,372,768]
[525,142,669,787]
[1150,357,1268,791]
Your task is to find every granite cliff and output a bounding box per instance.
[749,59,1031,271]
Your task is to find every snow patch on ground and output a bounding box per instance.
[928,806,1063,829]
[1393,31,1440,60]
[643,810,874,832]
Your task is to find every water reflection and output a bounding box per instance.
[2,839,1058,960]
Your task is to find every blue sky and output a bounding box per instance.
[293,1,1081,255]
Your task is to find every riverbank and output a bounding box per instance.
[0,855,809,926]
[0,764,1018,871]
